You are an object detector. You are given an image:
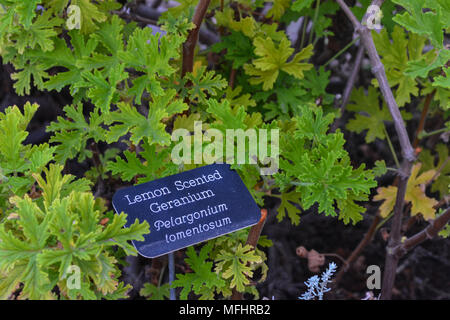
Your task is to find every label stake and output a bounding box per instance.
[168,252,176,300]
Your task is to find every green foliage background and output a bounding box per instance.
[0,0,448,299]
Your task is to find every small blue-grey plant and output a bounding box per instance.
[299,262,337,300]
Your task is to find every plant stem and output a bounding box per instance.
[299,17,308,50]
[246,209,268,249]
[290,181,315,187]
[229,68,237,89]
[324,36,360,67]
[419,127,450,139]
[426,156,450,187]
[336,0,416,300]
[383,125,400,168]
[413,90,435,148]
[392,207,450,258]
[330,44,364,133]
[182,0,212,77]
[309,0,321,45]
[375,211,394,233]
[337,0,414,161]
[158,260,167,287]
[380,160,411,299]
[322,253,348,267]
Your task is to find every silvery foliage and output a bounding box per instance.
[299,262,337,300]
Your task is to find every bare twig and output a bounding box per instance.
[322,253,349,268]
[393,207,450,258]
[336,0,414,161]
[335,0,416,300]
[434,195,450,210]
[403,193,449,233]
[340,45,364,111]
[381,160,411,299]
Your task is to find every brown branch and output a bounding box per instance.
[363,36,415,160]
[401,154,450,231]
[402,189,450,233]
[335,0,416,300]
[413,90,436,148]
[434,195,450,210]
[229,68,237,89]
[182,0,212,77]
[393,207,450,258]
[246,209,268,248]
[333,85,427,282]
[322,253,349,267]
[381,160,411,299]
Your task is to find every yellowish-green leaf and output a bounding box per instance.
[244,37,313,90]
[374,163,438,219]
